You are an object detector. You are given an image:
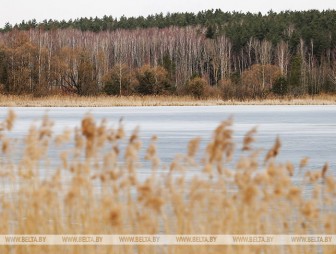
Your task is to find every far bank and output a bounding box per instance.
[0,94,336,107]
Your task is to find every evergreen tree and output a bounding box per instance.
[289,55,302,88]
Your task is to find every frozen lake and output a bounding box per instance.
[0,106,335,175]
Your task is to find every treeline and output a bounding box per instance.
[0,10,336,98]
[2,10,336,52]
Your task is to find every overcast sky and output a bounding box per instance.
[1,0,335,27]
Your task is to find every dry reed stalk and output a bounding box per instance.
[242,127,257,151]
[299,157,310,169]
[0,110,334,254]
[264,136,281,162]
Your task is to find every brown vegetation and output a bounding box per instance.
[0,94,336,107]
[1,27,336,98]
[0,111,335,253]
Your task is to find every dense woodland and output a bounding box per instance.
[1,9,336,98]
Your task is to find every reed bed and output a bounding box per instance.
[0,110,335,254]
[0,94,336,107]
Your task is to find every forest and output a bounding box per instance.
[0,9,336,98]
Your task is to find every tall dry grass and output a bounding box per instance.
[0,94,336,107]
[0,110,335,254]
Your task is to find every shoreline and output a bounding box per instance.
[0,94,336,107]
